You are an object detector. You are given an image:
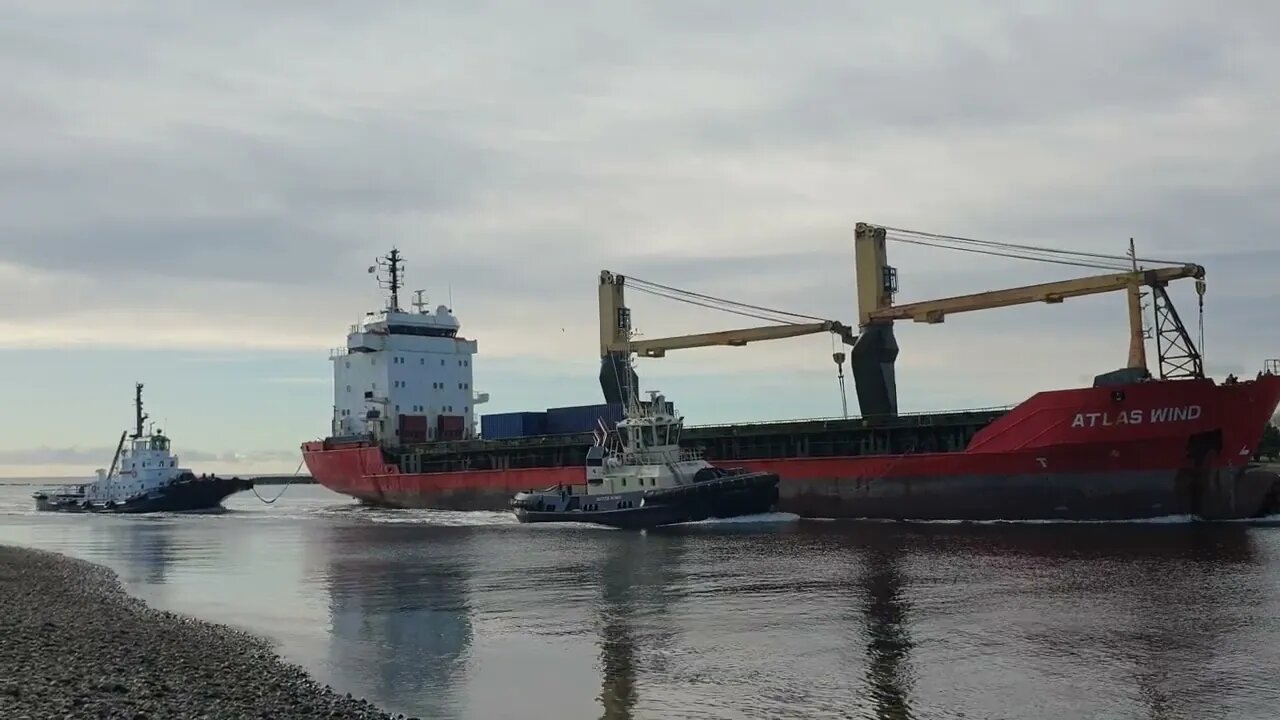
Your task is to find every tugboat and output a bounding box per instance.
[510,387,781,529]
[32,384,254,513]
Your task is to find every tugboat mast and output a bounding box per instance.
[131,383,149,439]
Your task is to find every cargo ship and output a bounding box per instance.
[302,226,1280,520]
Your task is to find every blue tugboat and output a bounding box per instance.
[510,388,780,529]
[32,384,253,513]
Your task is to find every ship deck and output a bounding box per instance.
[389,407,1011,474]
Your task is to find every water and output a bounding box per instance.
[2,479,1279,719]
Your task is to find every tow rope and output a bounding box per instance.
[251,459,304,504]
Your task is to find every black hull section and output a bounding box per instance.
[34,476,254,514]
[512,472,781,529]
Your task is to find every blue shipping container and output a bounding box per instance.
[545,403,626,435]
[481,411,547,440]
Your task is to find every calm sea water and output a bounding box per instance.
[1,479,1279,719]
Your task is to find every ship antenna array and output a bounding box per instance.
[622,276,827,326]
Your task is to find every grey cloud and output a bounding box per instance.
[0,0,1274,379]
[0,446,296,467]
[761,7,1237,136]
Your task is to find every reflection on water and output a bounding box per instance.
[319,524,474,719]
[859,538,914,720]
[593,533,685,720]
[0,484,1278,720]
[101,519,174,586]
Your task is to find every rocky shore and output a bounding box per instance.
[0,544,403,720]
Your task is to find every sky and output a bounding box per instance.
[2,1,1278,477]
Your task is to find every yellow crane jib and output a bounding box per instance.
[598,270,856,358]
[862,265,1206,325]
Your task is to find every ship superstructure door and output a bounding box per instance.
[586,446,606,487]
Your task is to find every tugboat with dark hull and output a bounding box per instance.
[510,387,780,529]
[32,384,253,513]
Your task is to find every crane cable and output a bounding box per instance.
[884,235,1136,272]
[626,284,810,325]
[625,275,827,322]
[620,225,1196,338]
[879,225,1193,269]
[624,276,831,326]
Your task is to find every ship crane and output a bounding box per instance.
[597,271,859,408]
[853,223,1207,417]
[598,222,1208,418]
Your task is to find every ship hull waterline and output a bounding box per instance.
[33,476,255,514]
[302,376,1280,522]
[301,448,1280,521]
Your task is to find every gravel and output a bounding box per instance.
[0,544,409,720]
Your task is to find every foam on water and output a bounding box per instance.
[683,511,800,526]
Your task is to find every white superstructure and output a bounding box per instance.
[330,249,488,444]
[585,389,712,495]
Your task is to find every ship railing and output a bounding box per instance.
[682,405,1014,431]
[330,347,350,359]
[620,447,704,464]
[407,405,1014,453]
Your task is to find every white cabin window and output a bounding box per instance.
[346,385,352,392]
[420,358,425,365]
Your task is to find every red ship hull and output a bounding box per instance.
[302,375,1280,521]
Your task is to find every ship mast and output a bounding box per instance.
[131,383,149,439]
[375,248,404,312]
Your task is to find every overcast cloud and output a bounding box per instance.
[1,1,1278,474]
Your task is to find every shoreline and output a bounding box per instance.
[0,544,403,719]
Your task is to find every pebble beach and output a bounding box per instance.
[0,544,402,720]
